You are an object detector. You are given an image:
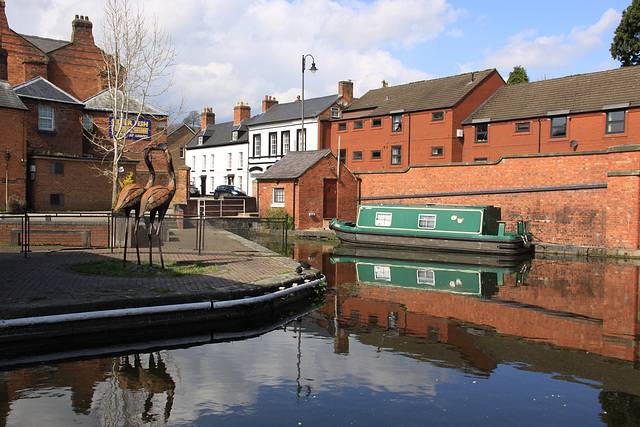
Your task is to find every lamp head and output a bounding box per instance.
[309,62,318,73]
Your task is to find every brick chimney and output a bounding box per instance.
[234,102,251,124]
[200,107,215,129]
[0,1,8,32]
[71,15,95,45]
[0,33,7,81]
[338,80,354,105]
[262,95,278,112]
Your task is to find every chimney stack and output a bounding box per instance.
[381,80,388,88]
[200,107,215,129]
[71,14,95,45]
[338,80,354,105]
[0,33,7,81]
[234,102,251,124]
[262,95,278,113]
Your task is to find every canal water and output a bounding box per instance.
[1,238,640,426]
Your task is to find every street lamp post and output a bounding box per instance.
[4,150,10,210]
[301,54,317,151]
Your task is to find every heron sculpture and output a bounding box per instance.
[114,146,156,267]
[138,143,175,269]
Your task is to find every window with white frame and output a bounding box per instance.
[273,187,285,206]
[210,176,215,192]
[253,135,261,157]
[179,147,185,159]
[238,152,243,169]
[238,176,242,189]
[270,132,277,156]
[202,155,206,171]
[197,135,204,145]
[38,106,54,131]
[227,153,233,169]
[331,107,340,118]
[418,214,437,229]
[192,156,196,170]
[210,154,215,170]
[282,131,290,154]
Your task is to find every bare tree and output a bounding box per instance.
[182,110,200,129]
[94,0,177,205]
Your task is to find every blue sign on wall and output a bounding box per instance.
[109,117,151,140]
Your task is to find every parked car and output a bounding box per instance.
[213,185,246,199]
[189,185,200,197]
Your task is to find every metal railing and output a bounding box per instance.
[0,211,289,258]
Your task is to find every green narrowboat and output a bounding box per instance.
[329,203,532,255]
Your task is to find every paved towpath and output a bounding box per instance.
[0,226,318,320]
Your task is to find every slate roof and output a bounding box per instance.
[20,34,70,53]
[343,69,499,118]
[13,77,83,105]
[185,121,249,149]
[0,80,28,110]
[84,88,166,116]
[249,94,341,126]
[257,149,333,180]
[463,65,640,124]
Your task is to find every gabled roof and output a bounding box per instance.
[185,121,249,149]
[13,76,83,105]
[84,88,166,116]
[19,34,70,53]
[249,94,341,126]
[463,65,640,124]
[0,80,28,110]
[168,123,196,138]
[257,149,333,180]
[344,69,499,118]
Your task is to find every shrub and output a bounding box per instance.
[7,195,27,213]
[119,172,135,188]
[265,208,293,229]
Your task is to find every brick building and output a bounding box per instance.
[462,65,640,162]
[0,1,170,211]
[257,149,358,230]
[330,70,505,171]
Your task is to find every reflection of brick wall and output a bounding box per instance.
[357,148,640,250]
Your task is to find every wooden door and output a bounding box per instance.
[323,179,337,219]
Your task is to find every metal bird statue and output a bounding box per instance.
[138,143,175,268]
[114,146,156,267]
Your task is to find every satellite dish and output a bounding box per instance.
[570,140,578,148]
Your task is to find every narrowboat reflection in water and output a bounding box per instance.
[330,246,529,299]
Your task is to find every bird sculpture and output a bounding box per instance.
[114,146,156,267]
[138,143,176,269]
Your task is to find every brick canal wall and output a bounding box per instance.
[355,145,640,252]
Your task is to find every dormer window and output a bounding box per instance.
[198,135,204,145]
[331,107,340,119]
[232,130,239,141]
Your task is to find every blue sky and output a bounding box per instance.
[4,0,631,122]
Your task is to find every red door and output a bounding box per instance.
[323,179,337,219]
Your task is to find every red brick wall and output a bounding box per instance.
[0,221,110,246]
[355,148,640,250]
[21,97,84,157]
[28,156,137,211]
[0,106,27,210]
[463,109,640,162]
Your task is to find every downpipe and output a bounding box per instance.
[0,276,325,329]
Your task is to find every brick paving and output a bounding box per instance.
[0,226,317,320]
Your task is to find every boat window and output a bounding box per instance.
[375,212,393,227]
[418,214,437,229]
[417,269,435,285]
[374,265,391,281]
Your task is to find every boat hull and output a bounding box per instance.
[330,223,531,255]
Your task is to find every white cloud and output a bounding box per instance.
[481,8,621,75]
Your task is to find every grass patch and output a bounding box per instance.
[70,259,219,278]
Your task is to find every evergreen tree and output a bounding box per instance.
[507,65,530,85]
[611,0,640,66]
